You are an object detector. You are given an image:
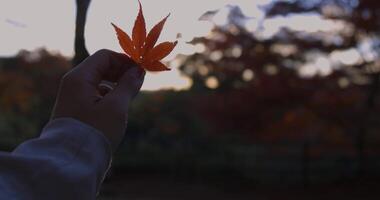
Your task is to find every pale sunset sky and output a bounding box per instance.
[0,0,269,91]
[1,0,364,90]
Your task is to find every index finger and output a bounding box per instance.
[76,49,137,86]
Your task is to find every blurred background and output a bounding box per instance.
[1,0,380,199]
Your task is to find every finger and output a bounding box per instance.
[75,49,136,86]
[103,66,145,110]
[98,80,117,96]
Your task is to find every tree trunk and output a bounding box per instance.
[302,140,310,187]
[73,0,91,66]
[357,72,380,177]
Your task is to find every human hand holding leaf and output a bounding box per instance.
[112,1,177,72]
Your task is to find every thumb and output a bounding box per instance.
[105,66,145,106]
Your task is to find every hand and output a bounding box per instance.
[51,49,145,151]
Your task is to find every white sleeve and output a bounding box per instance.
[0,118,112,200]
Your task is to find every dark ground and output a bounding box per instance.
[98,173,380,200]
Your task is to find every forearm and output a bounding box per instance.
[0,118,112,200]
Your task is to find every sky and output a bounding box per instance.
[0,0,269,91]
[1,0,367,90]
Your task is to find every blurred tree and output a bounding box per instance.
[0,49,69,149]
[179,0,379,182]
[264,0,380,179]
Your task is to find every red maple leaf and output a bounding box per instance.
[112,1,177,72]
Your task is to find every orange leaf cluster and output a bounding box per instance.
[112,1,177,72]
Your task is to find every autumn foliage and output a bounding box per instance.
[112,1,177,72]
